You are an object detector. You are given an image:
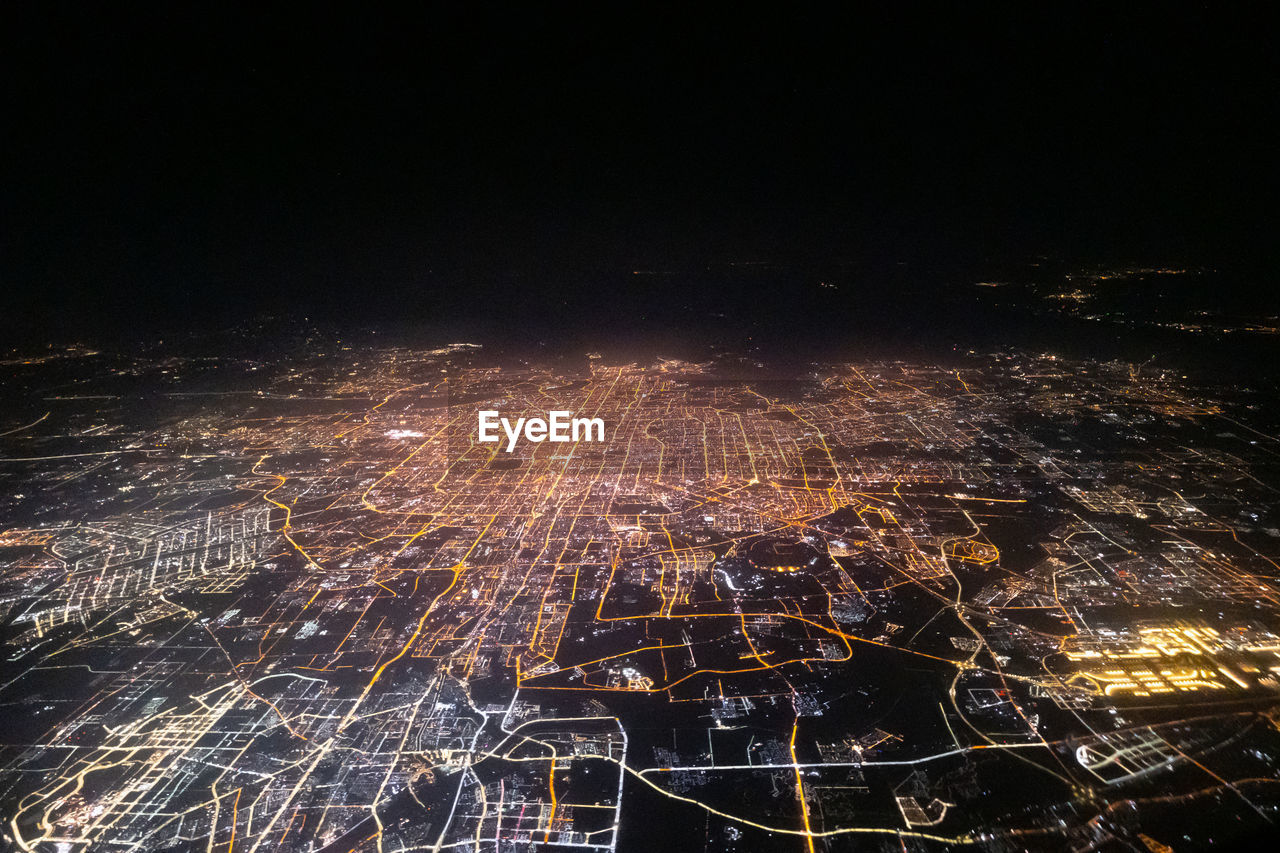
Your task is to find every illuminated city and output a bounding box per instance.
[1,332,1278,851]
[4,6,1278,851]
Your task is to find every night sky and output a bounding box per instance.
[2,6,1275,343]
